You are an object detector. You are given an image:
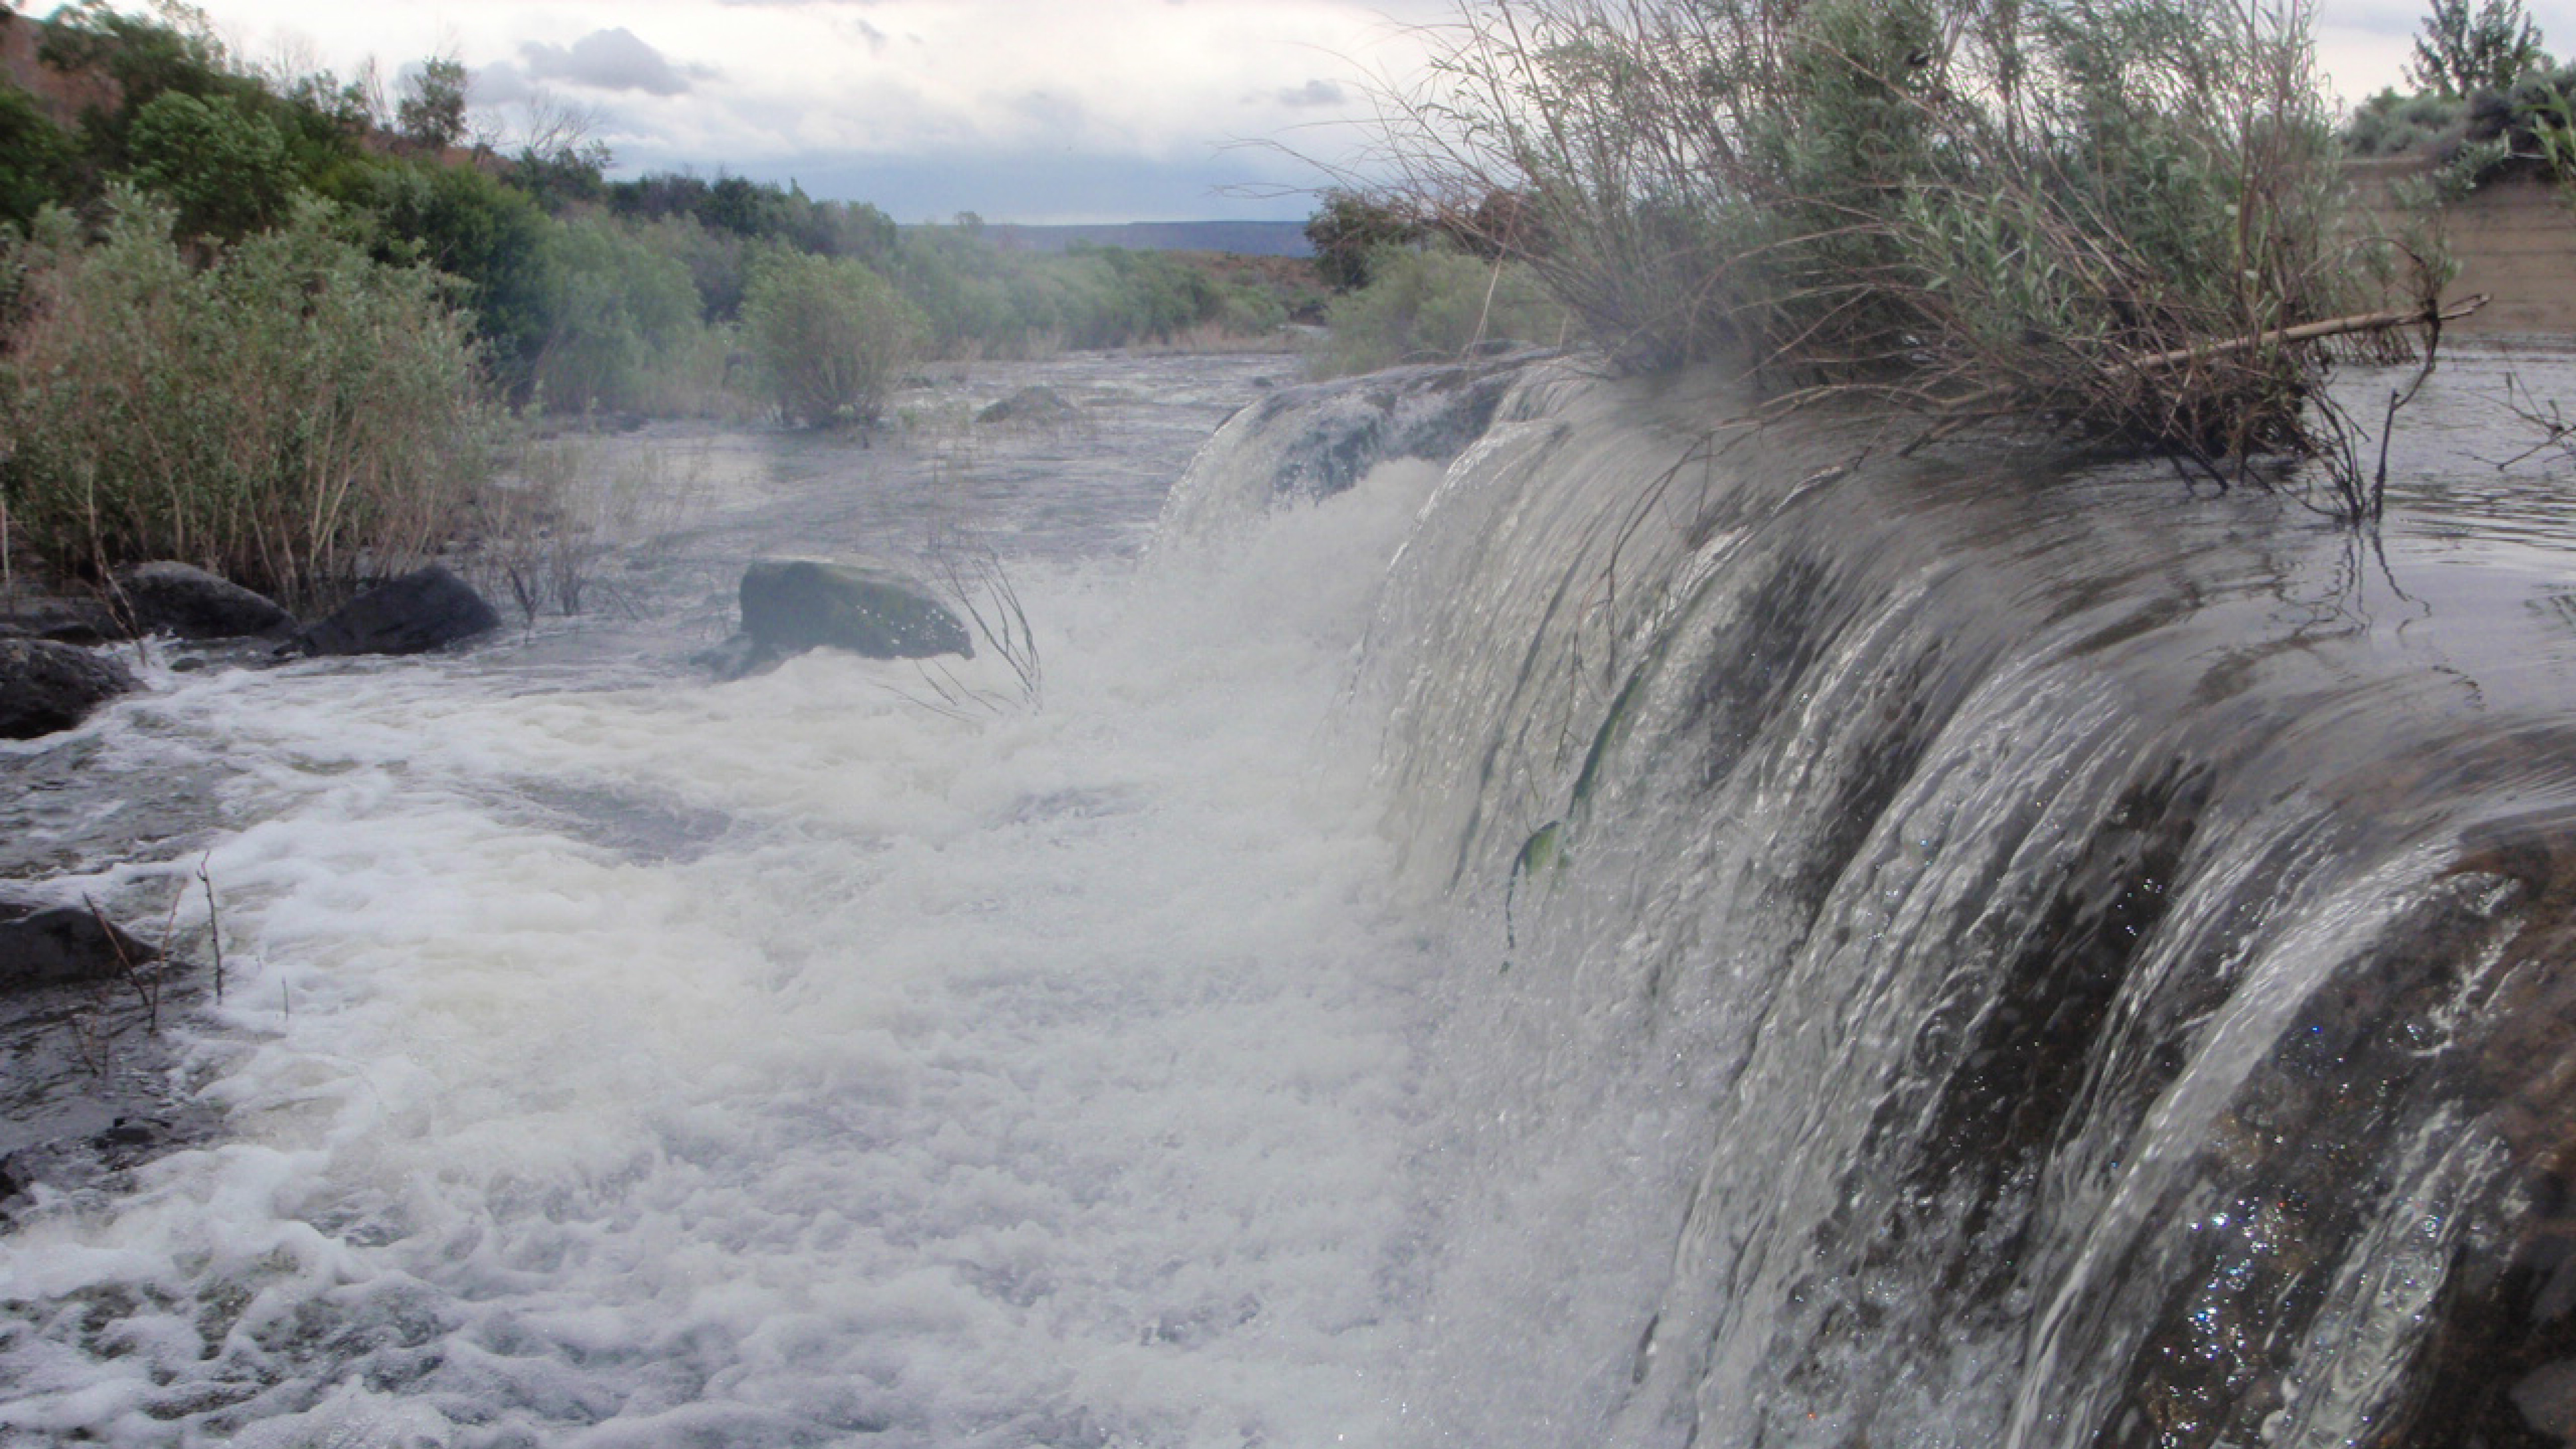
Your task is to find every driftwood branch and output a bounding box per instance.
[1900,294,2493,453]
[2118,293,2490,376]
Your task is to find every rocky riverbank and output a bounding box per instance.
[0,559,509,1213]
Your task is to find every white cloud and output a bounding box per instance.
[181,0,2544,222]
[519,27,710,97]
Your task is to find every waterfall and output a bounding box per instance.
[1168,353,2576,1448]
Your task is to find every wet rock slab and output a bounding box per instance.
[291,564,500,657]
[0,637,135,739]
[0,895,212,1216]
[117,561,294,641]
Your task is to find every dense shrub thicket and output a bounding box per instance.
[0,192,488,607]
[1369,0,2401,474]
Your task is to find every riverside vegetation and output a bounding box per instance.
[0,1,1306,608]
[1320,0,2519,520]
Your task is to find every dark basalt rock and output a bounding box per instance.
[732,560,972,668]
[117,561,293,640]
[0,594,123,646]
[290,564,499,657]
[0,891,159,992]
[0,638,135,739]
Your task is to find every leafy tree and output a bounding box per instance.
[124,89,291,240]
[38,0,248,177]
[2409,0,2550,97]
[396,53,470,153]
[0,85,75,231]
[1304,189,1420,291]
[355,159,557,390]
[530,217,705,412]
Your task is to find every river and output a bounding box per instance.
[5,343,2576,1448]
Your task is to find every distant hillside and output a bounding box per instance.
[982,220,1313,257]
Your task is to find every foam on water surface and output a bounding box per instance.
[0,420,1456,1447]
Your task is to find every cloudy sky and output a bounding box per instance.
[121,0,2576,224]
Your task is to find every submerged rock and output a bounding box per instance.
[691,632,774,683]
[1249,350,1537,503]
[977,385,1078,427]
[727,560,972,672]
[0,638,135,739]
[0,891,160,992]
[116,561,294,640]
[291,564,500,657]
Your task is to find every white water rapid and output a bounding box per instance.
[1,356,1462,1448]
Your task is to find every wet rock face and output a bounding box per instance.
[0,893,160,993]
[738,560,972,664]
[117,562,293,640]
[0,639,135,739]
[291,564,500,657]
[0,594,124,646]
[0,890,206,1216]
[1251,350,1534,504]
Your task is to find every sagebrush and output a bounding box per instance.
[1368,0,2410,473]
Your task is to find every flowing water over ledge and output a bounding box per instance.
[5,345,2576,1448]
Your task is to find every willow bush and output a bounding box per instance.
[1377,0,2403,472]
[741,249,924,427]
[0,191,490,608]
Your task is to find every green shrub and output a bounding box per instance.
[0,191,491,607]
[123,89,291,241]
[350,159,559,396]
[740,249,923,427]
[1306,190,1421,290]
[1314,246,1564,376]
[2346,87,2470,156]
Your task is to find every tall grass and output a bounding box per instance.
[1370,0,2404,472]
[1,191,491,608]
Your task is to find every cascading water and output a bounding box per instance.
[5,344,2575,1448]
[1327,353,2576,1449]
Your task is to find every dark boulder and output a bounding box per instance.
[117,562,293,640]
[729,560,972,672]
[0,892,159,992]
[0,638,134,739]
[291,564,499,657]
[0,593,123,646]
